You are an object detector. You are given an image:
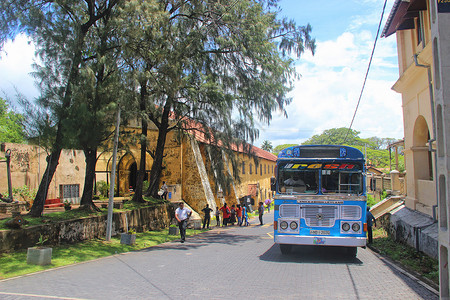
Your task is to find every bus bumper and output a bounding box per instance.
[275,235,366,247]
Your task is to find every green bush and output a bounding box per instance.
[367,194,378,208]
[142,180,149,192]
[96,181,109,198]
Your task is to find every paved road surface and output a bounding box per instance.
[0,211,438,299]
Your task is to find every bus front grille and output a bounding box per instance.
[302,205,337,227]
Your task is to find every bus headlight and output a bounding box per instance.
[342,222,350,231]
[290,221,298,230]
[280,221,288,230]
[352,223,360,232]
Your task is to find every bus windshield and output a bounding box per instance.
[277,162,363,195]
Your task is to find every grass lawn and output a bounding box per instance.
[0,228,205,280]
[371,227,439,285]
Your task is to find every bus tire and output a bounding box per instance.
[280,244,292,255]
[346,247,357,257]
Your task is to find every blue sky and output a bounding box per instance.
[0,0,402,149]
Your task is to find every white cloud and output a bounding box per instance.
[0,34,39,101]
[255,29,403,148]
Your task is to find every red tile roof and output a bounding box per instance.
[182,118,276,162]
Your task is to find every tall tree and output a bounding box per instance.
[302,127,368,146]
[120,0,315,198]
[0,98,25,143]
[65,9,125,210]
[1,0,120,216]
[261,140,273,152]
[118,1,166,202]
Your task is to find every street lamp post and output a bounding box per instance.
[2,149,14,202]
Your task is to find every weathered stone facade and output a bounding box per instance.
[1,125,276,215]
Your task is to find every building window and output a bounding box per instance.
[242,162,245,174]
[260,164,262,176]
[60,184,80,201]
[272,165,274,174]
[249,164,252,174]
[264,164,267,174]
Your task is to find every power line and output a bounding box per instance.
[343,0,388,144]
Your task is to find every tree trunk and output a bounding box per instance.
[80,147,98,210]
[28,148,61,217]
[132,121,147,203]
[132,80,149,203]
[145,107,171,198]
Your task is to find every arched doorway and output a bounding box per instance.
[129,162,137,192]
[117,152,137,195]
[413,116,432,180]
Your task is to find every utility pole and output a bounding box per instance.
[106,108,121,241]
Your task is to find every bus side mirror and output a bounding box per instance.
[270,177,276,191]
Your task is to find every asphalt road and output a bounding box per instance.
[0,211,438,299]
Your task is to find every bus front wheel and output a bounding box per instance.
[280,244,292,255]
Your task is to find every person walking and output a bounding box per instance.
[201,204,213,229]
[215,207,220,227]
[220,203,231,227]
[366,207,376,244]
[230,204,237,225]
[175,202,192,243]
[161,181,168,200]
[242,205,249,226]
[236,204,243,226]
[258,202,264,225]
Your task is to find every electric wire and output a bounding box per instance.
[343,0,388,144]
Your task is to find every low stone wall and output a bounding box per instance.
[377,205,438,259]
[0,203,175,253]
[0,202,28,214]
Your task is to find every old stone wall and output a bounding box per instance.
[0,143,85,201]
[378,205,438,259]
[182,138,210,213]
[0,203,173,253]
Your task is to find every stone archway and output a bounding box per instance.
[413,115,432,180]
[117,152,137,196]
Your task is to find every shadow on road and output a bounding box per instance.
[259,243,363,265]
[139,230,260,252]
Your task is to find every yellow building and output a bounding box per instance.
[383,0,436,217]
[383,0,450,296]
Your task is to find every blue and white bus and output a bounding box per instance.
[271,145,367,256]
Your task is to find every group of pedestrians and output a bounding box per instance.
[216,203,250,227]
[175,200,269,243]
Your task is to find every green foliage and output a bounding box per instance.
[367,194,378,208]
[127,228,136,235]
[9,185,36,205]
[273,144,298,156]
[35,234,48,247]
[352,145,405,172]
[301,128,404,171]
[142,181,150,193]
[372,228,438,285]
[96,181,109,198]
[302,127,370,147]
[260,140,273,152]
[0,98,25,143]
